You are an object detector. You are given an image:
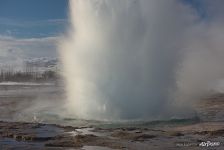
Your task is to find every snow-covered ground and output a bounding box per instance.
[0,82,55,86]
[0,57,59,72]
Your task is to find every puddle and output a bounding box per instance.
[68,128,109,137]
[0,138,44,149]
[82,146,116,150]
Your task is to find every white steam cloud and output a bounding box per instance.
[59,0,224,120]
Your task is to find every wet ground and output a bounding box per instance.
[0,83,224,149]
[0,120,224,149]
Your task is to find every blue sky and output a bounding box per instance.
[0,0,206,39]
[182,0,206,18]
[1,0,221,38]
[0,0,69,38]
[0,0,69,62]
[0,0,222,63]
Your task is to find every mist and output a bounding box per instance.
[59,0,224,120]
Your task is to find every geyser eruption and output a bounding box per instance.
[59,0,197,120]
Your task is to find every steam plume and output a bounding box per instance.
[59,0,224,120]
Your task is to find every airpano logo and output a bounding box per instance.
[176,141,221,147]
[199,141,220,147]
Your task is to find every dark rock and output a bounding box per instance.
[196,129,224,136]
[45,138,83,148]
[111,131,156,141]
[133,134,156,141]
[169,132,184,137]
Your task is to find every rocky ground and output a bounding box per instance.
[0,85,224,149]
[0,120,224,149]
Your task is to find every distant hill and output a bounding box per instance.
[24,57,59,72]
